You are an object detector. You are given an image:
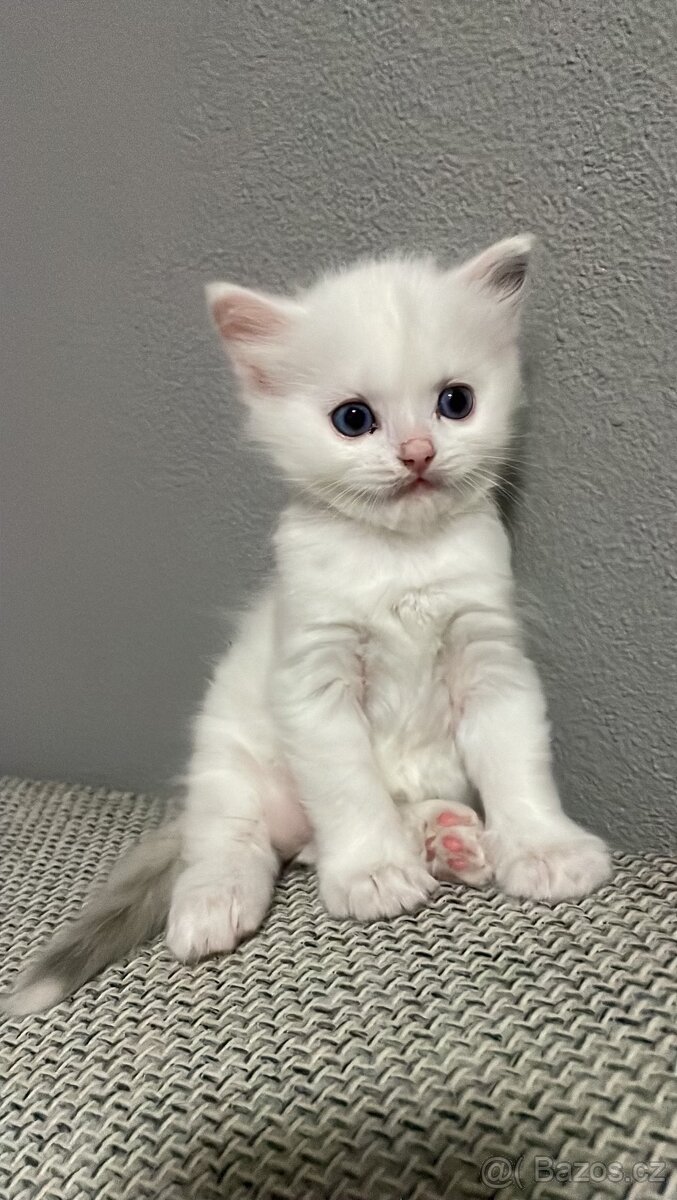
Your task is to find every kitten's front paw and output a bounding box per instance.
[493,832,611,901]
[320,857,437,921]
[166,864,273,962]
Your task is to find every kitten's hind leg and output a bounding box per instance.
[167,756,306,963]
[167,845,277,963]
[406,798,492,888]
[167,590,312,963]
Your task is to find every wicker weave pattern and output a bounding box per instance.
[0,776,675,1199]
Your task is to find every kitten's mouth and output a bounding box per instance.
[397,477,439,496]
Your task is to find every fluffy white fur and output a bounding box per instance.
[168,236,610,961]
[3,236,612,1012]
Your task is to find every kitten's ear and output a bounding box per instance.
[205,283,302,393]
[457,234,535,308]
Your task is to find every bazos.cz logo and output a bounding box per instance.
[480,1155,667,1189]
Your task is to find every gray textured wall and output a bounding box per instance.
[1,2,675,850]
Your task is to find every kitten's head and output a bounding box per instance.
[207,236,533,533]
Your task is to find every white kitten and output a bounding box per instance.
[4,236,611,1014]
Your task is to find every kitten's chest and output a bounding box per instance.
[386,584,454,633]
[356,585,458,788]
[360,582,455,704]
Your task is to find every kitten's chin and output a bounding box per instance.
[317,479,484,534]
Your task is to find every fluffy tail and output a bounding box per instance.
[2,822,181,1016]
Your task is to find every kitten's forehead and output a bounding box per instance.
[294,257,496,395]
[301,257,449,332]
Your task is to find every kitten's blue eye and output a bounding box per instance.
[331,401,376,438]
[437,385,475,420]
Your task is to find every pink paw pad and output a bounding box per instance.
[437,811,474,828]
[442,835,464,852]
[447,856,470,872]
[422,803,491,886]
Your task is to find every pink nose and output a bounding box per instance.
[399,436,436,475]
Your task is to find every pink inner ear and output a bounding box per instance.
[211,293,286,343]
